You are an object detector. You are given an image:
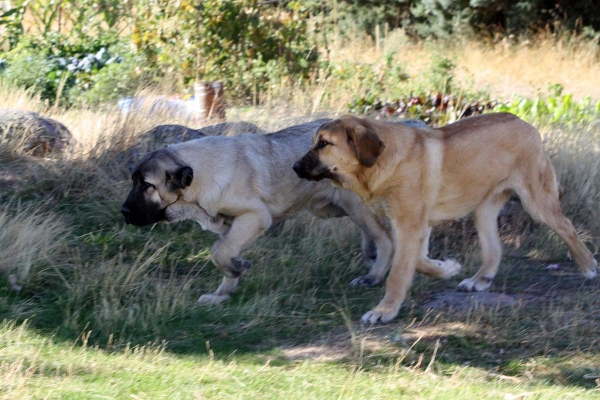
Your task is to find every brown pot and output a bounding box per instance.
[194,81,226,122]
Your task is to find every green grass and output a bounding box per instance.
[2,319,599,399]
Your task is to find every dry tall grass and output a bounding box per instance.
[323,29,600,103]
[0,204,68,281]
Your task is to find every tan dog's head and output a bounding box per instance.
[293,115,385,185]
[121,149,193,226]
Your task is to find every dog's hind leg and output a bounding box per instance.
[515,158,597,279]
[458,191,509,292]
[307,198,385,275]
[360,231,378,266]
[416,227,462,280]
[336,196,394,287]
[354,223,461,285]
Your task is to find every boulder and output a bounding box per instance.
[139,121,264,145]
[0,109,72,157]
[117,121,264,167]
[389,118,428,129]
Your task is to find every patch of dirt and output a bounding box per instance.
[278,258,599,363]
[421,290,539,311]
[281,344,349,362]
[279,326,395,362]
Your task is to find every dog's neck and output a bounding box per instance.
[352,144,402,201]
[352,125,437,202]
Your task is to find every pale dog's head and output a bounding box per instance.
[121,149,193,226]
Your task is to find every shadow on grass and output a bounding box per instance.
[3,251,599,390]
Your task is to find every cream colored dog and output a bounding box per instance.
[294,113,597,324]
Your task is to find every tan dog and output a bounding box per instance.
[294,113,597,324]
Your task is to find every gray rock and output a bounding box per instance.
[117,121,264,168]
[195,121,264,137]
[0,109,72,157]
[139,121,264,146]
[389,118,428,129]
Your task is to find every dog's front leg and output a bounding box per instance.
[165,201,230,234]
[362,217,427,324]
[198,207,272,305]
[197,276,240,305]
[164,201,198,223]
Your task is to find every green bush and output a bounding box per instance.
[66,58,142,107]
[133,0,318,100]
[495,84,600,125]
[316,0,600,39]
[348,83,600,127]
[0,35,141,107]
[3,0,600,108]
[0,42,58,102]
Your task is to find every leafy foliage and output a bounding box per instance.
[1,0,317,104]
[132,0,317,99]
[0,1,27,50]
[315,0,600,39]
[2,0,600,107]
[496,84,600,125]
[349,84,600,126]
[1,37,141,107]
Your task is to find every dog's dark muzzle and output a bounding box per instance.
[120,200,166,227]
[121,206,132,224]
[293,153,330,181]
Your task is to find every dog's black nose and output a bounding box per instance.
[292,161,302,174]
[121,206,131,224]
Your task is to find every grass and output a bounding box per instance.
[1,33,600,398]
[2,320,599,399]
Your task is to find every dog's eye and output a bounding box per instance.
[142,181,155,190]
[317,140,330,149]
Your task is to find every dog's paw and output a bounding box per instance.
[457,276,493,292]
[361,304,400,324]
[439,258,462,279]
[197,293,230,305]
[350,274,382,287]
[582,259,598,279]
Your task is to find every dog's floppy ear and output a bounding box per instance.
[168,166,193,188]
[347,121,385,167]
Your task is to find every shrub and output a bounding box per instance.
[66,52,144,107]
[132,0,318,100]
[0,36,141,107]
[316,0,600,39]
